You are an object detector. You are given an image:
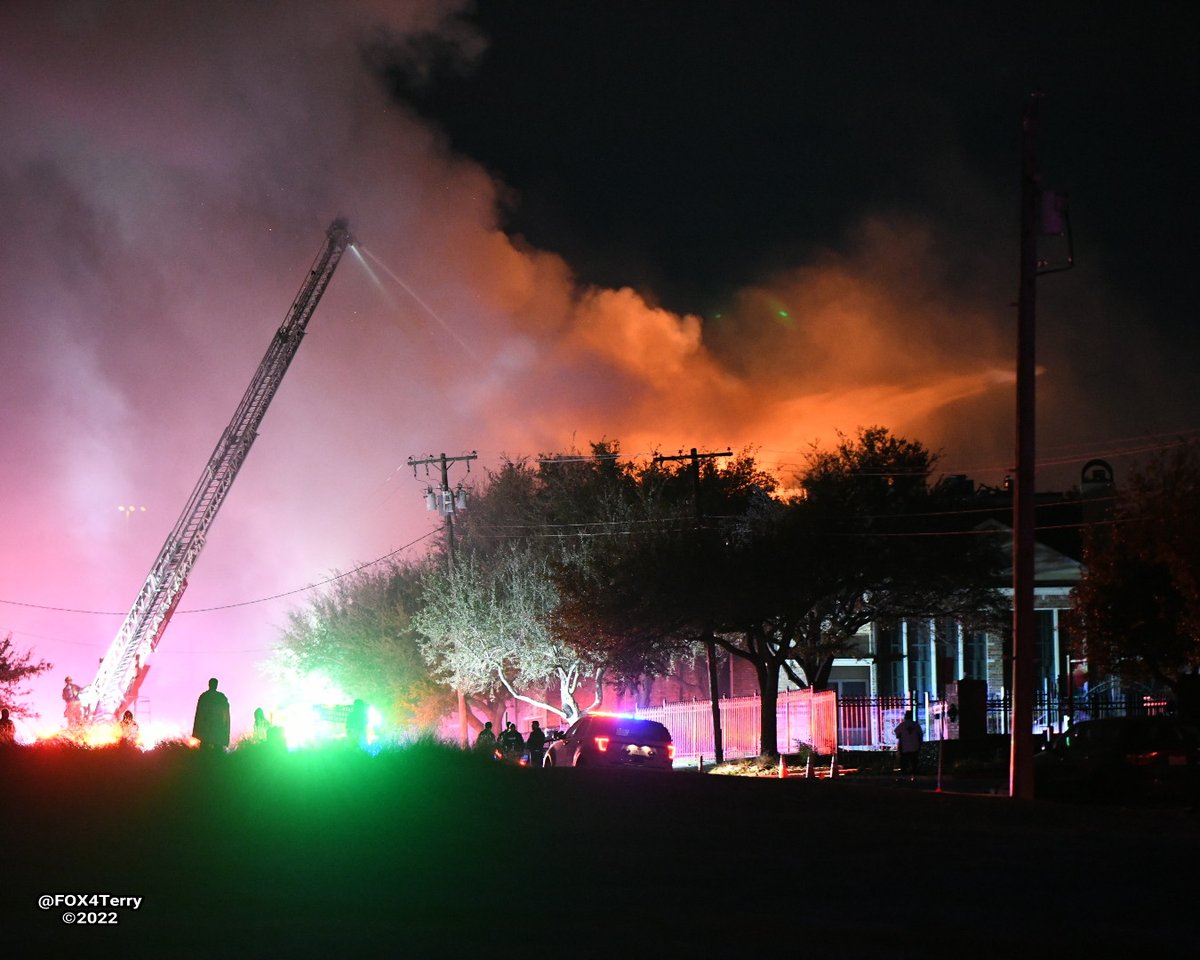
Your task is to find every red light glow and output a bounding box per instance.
[595,736,609,752]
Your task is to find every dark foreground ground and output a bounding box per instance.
[2,742,1195,959]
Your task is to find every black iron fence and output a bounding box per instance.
[837,690,1173,750]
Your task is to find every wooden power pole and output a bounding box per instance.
[409,451,478,747]
[1010,92,1072,798]
[655,447,732,764]
[1010,93,1040,800]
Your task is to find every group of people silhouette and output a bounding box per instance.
[475,719,547,766]
[6,681,569,763]
[198,683,370,752]
[1,675,372,752]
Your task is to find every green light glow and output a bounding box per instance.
[270,670,353,749]
[768,298,794,326]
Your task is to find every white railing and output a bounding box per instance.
[635,688,838,761]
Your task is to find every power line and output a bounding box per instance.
[0,527,440,618]
[427,426,1200,486]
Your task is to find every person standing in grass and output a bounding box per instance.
[119,710,139,746]
[62,676,84,728]
[526,720,546,768]
[894,710,923,779]
[499,721,524,761]
[346,699,369,750]
[475,721,496,754]
[192,678,230,752]
[252,707,270,743]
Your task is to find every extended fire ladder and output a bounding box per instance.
[80,219,353,720]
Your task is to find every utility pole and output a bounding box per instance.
[1011,92,1072,800]
[1010,93,1040,801]
[409,450,478,747]
[655,447,732,764]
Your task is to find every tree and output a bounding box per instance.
[560,428,1004,755]
[412,442,713,725]
[1070,442,1200,697]
[272,561,452,731]
[0,631,52,718]
[545,447,792,748]
[537,444,726,705]
[414,540,605,725]
[780,427,1005,691]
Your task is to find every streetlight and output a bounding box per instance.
[117,505,146,522]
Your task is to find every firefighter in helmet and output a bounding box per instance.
[62,677,84,728]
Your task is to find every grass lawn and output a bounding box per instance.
[4,738,1196,958]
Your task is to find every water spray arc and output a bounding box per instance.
[79,220,353,722]
[352,245,477,358]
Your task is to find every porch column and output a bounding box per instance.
[1051,607,1061,694]
[870,623,881,697]
[929,617,937,694]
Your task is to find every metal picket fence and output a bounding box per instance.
[635,687,838,761]
[635,689,1173,760]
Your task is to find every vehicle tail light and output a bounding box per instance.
[1126,751,1161,766]
[595,736,609,752]
[667,744,675,760]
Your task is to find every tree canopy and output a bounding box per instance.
[553,428,1005,754]
[0,631,52,718]
[275,429,1005,754]
[272,562,451,730]
[1070,442,1200,696]
[413,444,661,724]
[413,541,606,724]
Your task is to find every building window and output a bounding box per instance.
[963,629,988,681]
[908,620,931,695]
[1036,609,1059,693]
[874,624,904,696]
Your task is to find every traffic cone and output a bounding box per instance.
[779,755,787,779]
[805,754,814,779]
[829,754,839,779]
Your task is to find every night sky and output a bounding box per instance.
[1,1,1195,733]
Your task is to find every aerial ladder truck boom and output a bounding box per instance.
[80,219,353,721]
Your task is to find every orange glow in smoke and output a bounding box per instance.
[465,215,1022,480]
[32,719,190,751]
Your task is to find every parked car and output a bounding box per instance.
[543,714,675,770]
[1034,715,1200,803]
